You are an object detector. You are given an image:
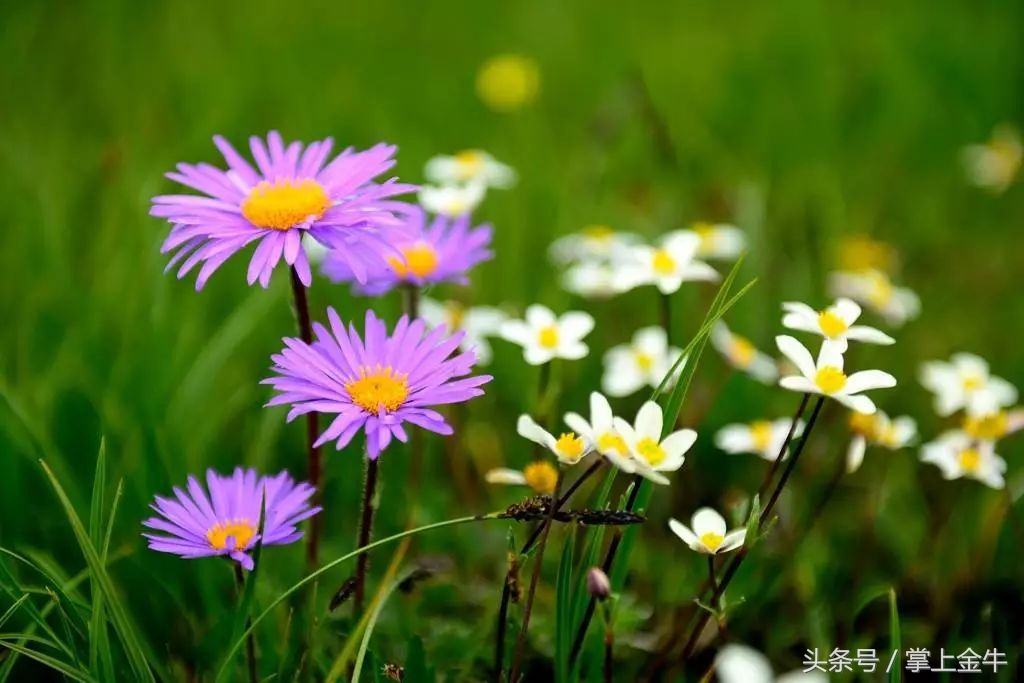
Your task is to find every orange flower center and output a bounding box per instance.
[387,243,440,279]
[207,519,256,551]
[345,366,410,415]
[523,461,559,494]
[241,179,330,230]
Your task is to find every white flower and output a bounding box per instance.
[612,401,696,485]
[499,304,594,365]
[715,644,828,683]
[684,221,746,261]
[828,269,920,327]
[419,297,506,365]
[962,125,1022,193]
[711,322,778,384]
[485,460,560,494]
[782,297,894,352]
[776,335,896,414]
[715,418,803,461]
[563,392,635,473]
[516,415,592,466]
[549,225,642,265]
[303,238,330,265]
[614,231,719,295]
[669,508,745,555]
[601,326,685,397]
[920,431,1006,489]
[561,261,625,299]
[846,411,917,473]
[919,353,1018,417]
[417,180,487,217]
[424,150,516,189]
[961,399,1024,443]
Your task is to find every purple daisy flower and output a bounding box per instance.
[143,468,320,570]
[322,206,493,296]
[151,131,416,290]
[263,308,492,458]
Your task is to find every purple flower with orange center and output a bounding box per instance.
[263,308,492,458]
[151,131,415,289]
[142,468,319,570]
[322,206,493,296]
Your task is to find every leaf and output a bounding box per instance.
[744,494,762,549]
[554,523,577,683]
[889,587,901,683]
[88,441,115,682]
[350,568,419,683]
[0,638,95,682]
[39,460,156,683]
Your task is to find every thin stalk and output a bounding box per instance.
[659,292,673,345]
[234,565,258,683]
[602,608,614,683]
[289,266,322,567]
[495,459,605,679]
[756,393,810,499]
[568,476,642,667]
[679,395,826,661]
[353,454,380,613]
[509,470,566,682]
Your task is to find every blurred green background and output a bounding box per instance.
[2,1,1022,680]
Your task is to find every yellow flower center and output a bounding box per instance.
[241,179,331,230]
[651,249,676,275]
[849,411,879,438]
[839,235,895,273]
[538,325,560,349]
[818,310,849,338]
[961,374,984,391]
[814,366,847,394]
[206,519,256,551]
[453,150,485,179]
[597,431,628,455]
[877,425,901,448]
[445,302,465,330]
[523,461,559,494]
[582,224,614,242]
[730,336,756,368]
[387,243,440,279]
[692,221,716,253]
[634,351,655,371]
[866,272,894,308]
[554,432,586,462]
[345,366,410,415]
[959,448,981,473]
[699,532,724,552]
[964,412,1009,441]
[636,436,666,466]
[749,420,774,451]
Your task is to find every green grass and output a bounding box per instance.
[1,0,1023,680]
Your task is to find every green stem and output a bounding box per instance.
[354,454,380,613]
[233,564,258,683]
[215,513,504,681]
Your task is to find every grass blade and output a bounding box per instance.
[889,587,901,683]
[0,638,95,682]
[554,522,577,683]
[39,460,156,683]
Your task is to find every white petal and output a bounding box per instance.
[668,518,700,550]
[718,528,747,553]
[781,313,822,335]
[560,311,595,340]
[846,435,867,473]
[633,326,668,355]
[833,297,862,323]
[485,468,528,486]
[843,369,897,394]
[524,304,556,328]
[634,401,664,440]
[691,507,727,538]
[523,345,555,366]
[844,325,895,345]
[602,364,646,397]
[589,392,614,431]
[815,341,845,371]
[715,425,754,453]
[835,393,876,415]
[780,375,818,394]
[747,354,779,384]
[558,341,589,360]
[775,335,816,379]
[563,412,593,441]
[715,645,774,683]
[680,261,720,282]
[661,429,697,460]
[498,320,533,346]
[517,415,555,449]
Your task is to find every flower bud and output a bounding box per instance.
[586,566,611,600]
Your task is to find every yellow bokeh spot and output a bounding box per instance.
[964,412,1009,441]
[838,234,897,273]
[345,366,409,415]
[582,224,614,241]
[959,448,981,473]
[866,271,895,308]
[453,150,485,180]
[961,374,984,392]
[699,532,724,552]
[749,420,774,451]
[476,54,540,112]
[241,179,330,230]
[538,325,560,349]
[554,432,586,462]
[523,461,559,494]
[636,437,666,466]
[730,336,756,368]
[818,310,849,339]
[692,221,716,253]
[597,431,628,455]
[814,366,847,394]
[387,243,440,279]
[849,411,879,438]
[207,519,256,551]
[651,249,676,275]
[445,301,466,330]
